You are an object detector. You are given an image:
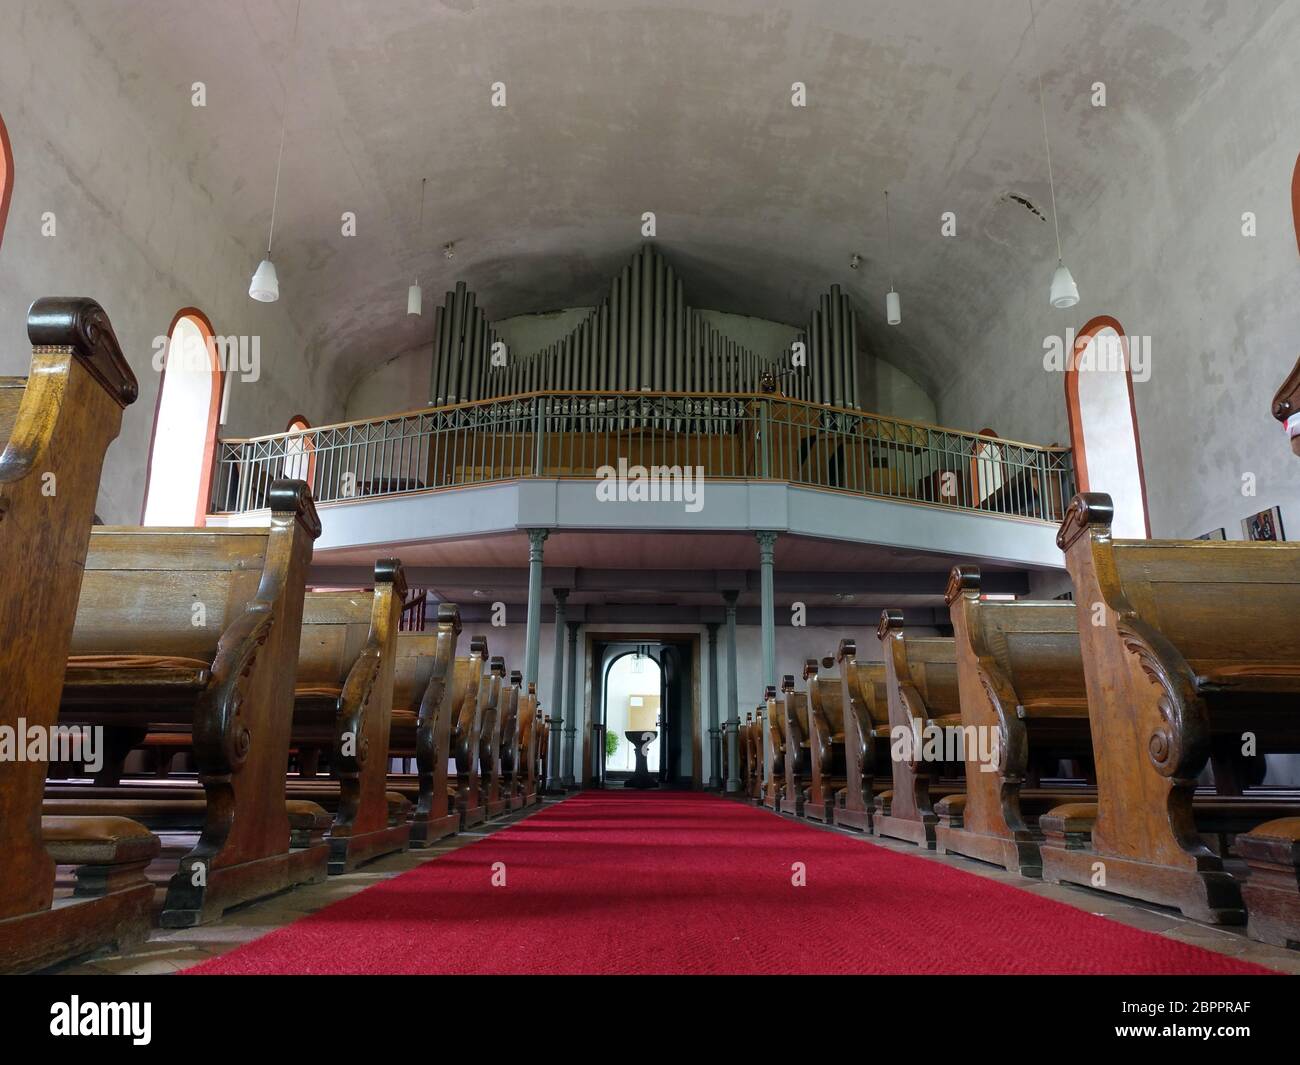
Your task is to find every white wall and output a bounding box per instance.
[935,2,1300,542]
[0,1,341,522]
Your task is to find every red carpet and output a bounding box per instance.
[187,791,1271,975]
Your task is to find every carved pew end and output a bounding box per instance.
[1238,817,1300,949]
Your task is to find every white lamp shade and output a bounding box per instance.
[249,258,280,303]
[1049,262,1079,309]
[407,281,423,316]
[886,289,901,326]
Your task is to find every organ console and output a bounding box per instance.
[428,244,863,409]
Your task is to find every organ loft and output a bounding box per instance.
[0,0,1299,1029]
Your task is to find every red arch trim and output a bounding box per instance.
[1292,153,1299,258]
[0,113,14,252]
[1063,315,1151,537]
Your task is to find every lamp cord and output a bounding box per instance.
[884,189,894,289]
[1028,0,1064,263]
[266,0,303,257]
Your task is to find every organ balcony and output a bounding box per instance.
[207,389,1076,572]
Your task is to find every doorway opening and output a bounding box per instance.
[585,634,699,789]
[603,648,663,778]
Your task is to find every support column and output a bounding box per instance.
[548,587,568,791]
[723,590,741,794]
[756,532,779,769]
[706,622,722,790]
[562,620,579,788]
[522,529,548,691]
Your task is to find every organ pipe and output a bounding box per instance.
[428,245,863,410]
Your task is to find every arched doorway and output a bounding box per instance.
[603,650,664,778]
[142,310,223,526]
[1065,316,1150,538]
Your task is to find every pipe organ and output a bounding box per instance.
[429,245,861,409]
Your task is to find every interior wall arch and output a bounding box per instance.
[1065,315,1150,538]
[142,309,223,526]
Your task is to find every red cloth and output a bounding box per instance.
[186,790,1271,975]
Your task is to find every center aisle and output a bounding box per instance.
[187,791,1268,975]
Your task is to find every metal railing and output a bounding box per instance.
[211,391,1074,523]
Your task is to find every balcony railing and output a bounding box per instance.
[210,391,1074,523]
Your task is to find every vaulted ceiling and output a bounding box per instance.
[72,0,1280,402]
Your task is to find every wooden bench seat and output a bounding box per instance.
[392,606,463,844]
[56,481,324,928]
[516,681,543,807]
[938,566,1096,875]
[875,612,961,847]
[498,670,525,811]
[0,297,160,974]
[778,675,811,817]
[1042,492,1300,932]
[289,563,411,873]
[804,658,847,824]
[761,687,786,811]
[450,637,490,827]
[833,642,890,832]
[476,657,509,818]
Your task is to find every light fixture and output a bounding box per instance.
[1029,0,1079,309]
[249,259,280,303]
[249,0,303,303]
[883,189,901,325]
[407,178,426,316]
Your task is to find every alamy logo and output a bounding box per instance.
[151,331,261,382]
[595,458,704,513]
[890,720,1000,772]
[49,997,151,1045]
[0,720,102,773]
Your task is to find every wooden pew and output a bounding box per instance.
[833,640,890,832]
[478,656,508,818]
[58,480,324,927]
[779,674,811,816]
[538,709,552,795]
[1043,492,1300,928]
[1241,360,1300,945]
[450,636,489,827]
[762,686,786,811]
[938,565,1093,875]
[739,712,758,801]
[804,657,847,824]
[498,670,524,811]
[291,562,411,872]
[516,682,541,806]
[0,296,157,973]
[874,612,961,847]
[398,604,462,845]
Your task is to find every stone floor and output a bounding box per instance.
[47,793,1300,975]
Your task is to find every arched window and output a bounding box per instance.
[1065,316,1150,538]
[0,112,13,251]
[142,310,223,526]
[969,428,1005,508]
[283,414,316,487]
